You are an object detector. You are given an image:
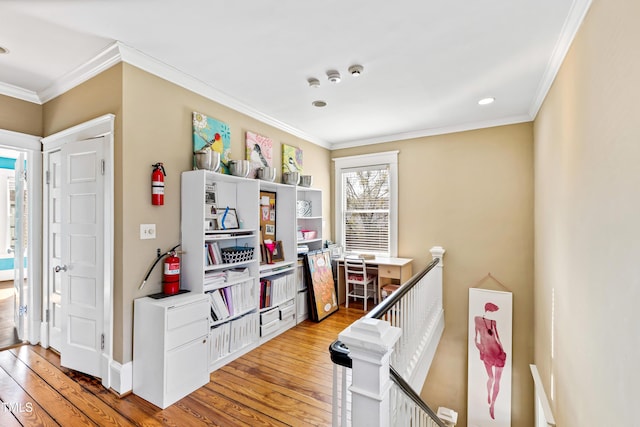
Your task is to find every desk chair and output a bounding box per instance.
[344,256,378,311]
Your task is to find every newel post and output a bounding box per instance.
[430,246,445,267]
[338,318,402,427]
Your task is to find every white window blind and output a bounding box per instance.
[342,165,390,254]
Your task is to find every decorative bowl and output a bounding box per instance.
[256,166,277,182]
[228,160,250,177]
[282,171,300,185]
[299,175,313,187]
[194,149,221,172]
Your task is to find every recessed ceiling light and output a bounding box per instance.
[0,46,9,54]
[307,77,320,88]
[326,70,341,84]
[478,97,495,105]
[312,100,327,108]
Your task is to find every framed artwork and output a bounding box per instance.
[214,207,239,230]
[304,249,338,321]
[266,240,285,263]
[245,131,273,178]
[282,144,303,175]
[467,288,513,427]
[192,111,231,174]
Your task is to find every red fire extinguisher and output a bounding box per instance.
[151,163,166,205]
[162,251,180,295]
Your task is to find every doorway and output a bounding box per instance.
[41,114,114,389]
[0,131,43,351]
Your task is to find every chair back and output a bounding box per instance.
[344,256,368,283]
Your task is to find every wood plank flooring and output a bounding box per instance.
[0,304,366,426]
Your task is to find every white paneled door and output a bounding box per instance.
[58,137,105,378]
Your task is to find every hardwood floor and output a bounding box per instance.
[0,304,366,426]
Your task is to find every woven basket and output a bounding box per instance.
[221,246,254,264]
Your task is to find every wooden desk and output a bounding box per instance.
[334,257,413,305]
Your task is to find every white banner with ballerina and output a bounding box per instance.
[468,288,512,427]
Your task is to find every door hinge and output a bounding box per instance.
[45,309,50,322]
[18,305,27,316]
[45,170,50,185]
[100,160,105,176]
[22,170,27,182]
[101,333,105,350]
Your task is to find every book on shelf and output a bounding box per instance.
[208,289,230,320]
[260,272,296,308]
[205,242,224,265]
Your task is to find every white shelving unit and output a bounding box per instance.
[258,181,298,342]
[181,170,261,372]
[296,187,323,323]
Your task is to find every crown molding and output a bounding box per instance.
[116,43,331,149]
[528,0,593,119]
[38,42,122,104]
[329,114,533,150]
[0,81,41,104]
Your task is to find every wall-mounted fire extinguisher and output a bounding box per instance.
[162,250,180,295]
[151,163,166,205]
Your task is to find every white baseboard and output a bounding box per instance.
[109,360,133,396]
[39,322,49,348]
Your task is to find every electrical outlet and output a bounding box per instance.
[140,224,156,239]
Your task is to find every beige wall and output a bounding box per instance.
[0,94,43,136]
[533,0,640,425]
[119,64,331,362]
[332,123,534,426]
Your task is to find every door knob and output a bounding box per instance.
[54,265,67,273]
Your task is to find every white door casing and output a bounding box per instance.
[41,114,114,388]
[13,153,26,339]
[47,150,63,351]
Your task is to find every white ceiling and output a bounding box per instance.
[0,0,591,149]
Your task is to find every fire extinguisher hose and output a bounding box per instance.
[139,244,181,290]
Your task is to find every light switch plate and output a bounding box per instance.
[140,224,156,239]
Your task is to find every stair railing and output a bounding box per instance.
[330,246,446,427]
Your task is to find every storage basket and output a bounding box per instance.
[221,246,254,263]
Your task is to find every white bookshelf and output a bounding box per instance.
[258,181,298,342]
[296,187,323,323]
[181,170,261,371]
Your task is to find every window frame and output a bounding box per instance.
[333,151,398,257]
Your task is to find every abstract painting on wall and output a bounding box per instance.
[282,144,303,175]
[468,288,512,427]
[245,131,273,178]
[192,111,231,174]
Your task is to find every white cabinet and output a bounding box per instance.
[133,293,209,409]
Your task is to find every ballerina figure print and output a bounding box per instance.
[474,302,507,420]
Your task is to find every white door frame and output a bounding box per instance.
[0,129,42,345]
[41,114,114,389]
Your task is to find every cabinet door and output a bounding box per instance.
[166,336,209,405]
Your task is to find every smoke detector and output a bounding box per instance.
[326,70,341,84]
[348,64,364,76]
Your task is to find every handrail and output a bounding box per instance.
[390,366,446,427]
[329,257,441,368]
[366,258,440,320]
[329,257,444,426]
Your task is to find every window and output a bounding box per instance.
[334,151,398,257]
